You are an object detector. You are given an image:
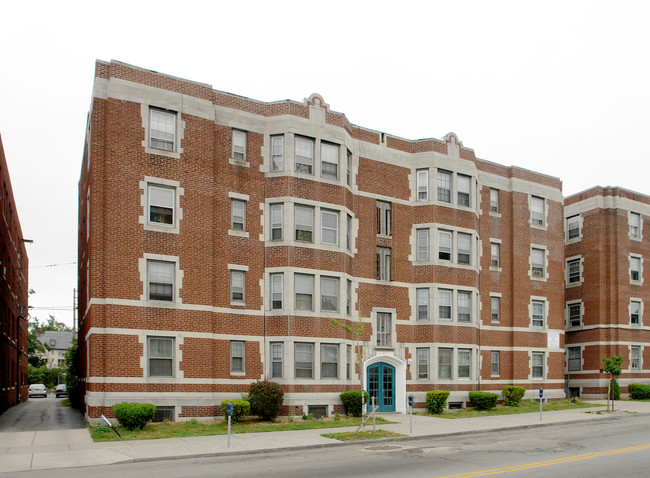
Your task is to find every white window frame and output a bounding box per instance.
[531,196,545,227]
[321,142,339,179]
[346,149,353,187]
[490,295,500,323]
[438,230,452,261]
[630,346,641,370]
[270,342,283,378]
[438,347,453,379]
[630,255,643,283]
[321,276,340,312]
[148,336,174,377]
[629,212,641,239]
[321,209,339,245]
[438,289,452,320]
[416,228,430,261]
[347,214,353,251]
[148,184,176,228]
[491,350,500,376]
[377,247,391,281]
[566,215,581,241]
[271,203,283,240]
[231,199,246,231]
[532,351,545,379]
[567,301,582,328]
[232,129,247,161]
[295,343,314,379]
[630,299,642,325]
[230,270,245,303]
[566,257,582,286]
[295,136,314,174]
[489,188,499,213]
[149,108,177,152]
[141,177,183,234]
[346,279,352,315]
[320,343,339,379]
[270,273,283,310]
[437,169,452,203]
[147,260,175,302]
[346,344,352,379]
[568,346,581,371]
[271,135,284,171]
[230,340,245,373]
[531,247,546,279]
[417,288,429,321]
[295,205,314,243]
[376,312,392,348]
[531,299,546,328]
[457,291,472,322]
[457,232,471,265]
[457,174,471,207]
[295,273,314,311]
[377,201,392,236]
[416,169,429,200]
[458,349,471,379]
[417,347,429,379]
[490,242,500,268]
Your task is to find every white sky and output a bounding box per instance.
[1,1,649,328]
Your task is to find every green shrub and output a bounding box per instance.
[502,386,526,406]
[248,381,284,421]
[628,384,650,399]
[425,390,450,414]
[220,399,251,423]
[339,390,369,417]
[469,392,499,411]
[609,378,620,400]
[112,402,156,430]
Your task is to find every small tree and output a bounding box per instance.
[248,381,284,421]
[602,355,623,412]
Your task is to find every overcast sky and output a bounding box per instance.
[1,1,649,328]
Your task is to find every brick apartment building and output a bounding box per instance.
[564,187,650,398]
[0,133,29,414]
[78,60,570,422]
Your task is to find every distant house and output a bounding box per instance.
[37,331,73,369]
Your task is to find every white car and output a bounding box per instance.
[55,383,68,397]
[28,384,48,398]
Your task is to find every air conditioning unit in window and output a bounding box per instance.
[532,268,543,278]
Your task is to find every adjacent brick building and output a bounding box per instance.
[564,187,650,398]
[0,133,29,414]
[78,60,570,422]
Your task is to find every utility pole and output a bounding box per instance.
[72,288,77,337]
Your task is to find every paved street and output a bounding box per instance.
[0,395,85,432]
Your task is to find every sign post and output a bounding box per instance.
[226,402,234,448]
[539,389,543,422]
[408,395,414,434]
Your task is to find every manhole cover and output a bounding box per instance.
[366,445,402,451]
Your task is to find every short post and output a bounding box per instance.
[539,388,543,422]
[372,396,376,431]
[226,401,234,448]
[408,395,414,434]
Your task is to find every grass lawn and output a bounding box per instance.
[322,430,405,441]
[91,416,395,442]
[431,399,603,419]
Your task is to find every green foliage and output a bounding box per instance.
[609,378,620,400]
[27,365,65,388]
[602,355,623,377]
[628,384,650,399]
[502,386,526,406]
[27,315,72,367]
[469,391,499,411]
[425,390,450,414]
[339,390,369,417]
[64,340,80,409]
[220,399,251,423]
[112,402,156,430]
[248,381,284,421]
[334,413,340,421]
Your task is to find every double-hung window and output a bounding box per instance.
[148,185,175,226]
[295,343,314,378]
[568,302,581,327]
[631,256,641,282]
[346,150,352,186]
[457,291,471,322]
[377,201,392,236]
[532,300,545,327]
[376,312,392,347]
[438,289,452,320]
[567,215,580,240]
[148,336,174,376]
[321,344,339,379]
[568,347,581,371]
[567,258,581,284]
[271,135,284,171]
[457,233,471,265]
[270,273,283,310]
[457,174,471,206]
[416,228,429,261]
[270,342,283,378]
[490,242,500,268]
[417,348,429,379]
[437,169,452,203]
[231,199,246,231]
[148,260,174,301]
[295,274,314,311]
[321,210,339,245]
[230,341,245,372]
[491,351,500,376]
[490,188,499,213]
[321,142,339,179]
[532,352,545,378]
[416,169,429,200]
[531,196,545,226]
[491,296,500,322]
[438,348,452,379]
[631,346,641,369]
[377,247,391,281]
[271,204,283,240]
[321,276,339,312]
[150,109,176,151]
[346,279,352,315]
[295,137,314,174]
[295,205,314,242]
[346,344,352,379]
[631,300,641,325]
[458,349,471,378]
[417,288,429,320]
[232,130,247,161]
[531,248,545,278]
[438,230,452,261]
[230,270,245,303]
[630,212,641,238]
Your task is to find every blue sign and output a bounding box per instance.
[408,395,414,407]
[539,388,543,398]
[226,402,234,416]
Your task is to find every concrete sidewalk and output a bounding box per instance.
[1,400,648,473]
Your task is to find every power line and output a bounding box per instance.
[29,261,77,269]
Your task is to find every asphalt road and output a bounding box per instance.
[0,394,85,432]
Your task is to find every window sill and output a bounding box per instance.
[228,229,250,238]
[229,158,250,167]
[565,237,582,245]
[489,266,501,272]
[230,301,246,307]
[489,211,501,218]
[530,223,547,230]
[630,235,643,242]
[230,372,246,377]
[566,281,582,288]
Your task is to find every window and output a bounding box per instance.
[295,205,314,242]
[438,230,452,261]
[631,300,641,325]
[457,291,472,322]
[438,348,452,379]
[321,210,339,245]
[295,274,314,310]
[295,343,314,378]
[270,273,283,310]
[457,233,471,265]
[630,212,641,238]
[417,348,429,379]
[567,215,580,240]
[457,174,470,207]
[568,347,581,371]
[532,352,545,378]
[347,344,352,379]
[416,228,430,261]
[231,199,246,231]
[321,142,339,179]
[416,169,428,200]
[148,337,174,376]
[531,248,545,278]
[321,276,339,312]
[346,150,352,186]
[458,349,471,378]
[377,201,392,236]
[491,351,500,376]
[532,300,545,327]
[631,256,641,282]
[346,214,353,250]
[148,260,174,301]
[230,341,245,373]
[437,169,452,203]
[271,204,283,240]
[568,302,581,327]
[271,135,284,171]
[490,188,499,213]
[232,130,247,161]
[346,279,352,315]
[230,270,245,303]
[376,312,392,347]
[631,346,641,369]
[377,247,391,281]
[567,258,581,284]
[438,289,452,320]
[271,342,283,378]
[531,196,545,226]
[295,137,314,174]
[321,344,339,379]
[150,109,176,151]
[148,185,175,226]
[417,288,429,320]
[491,296,500,322]
[490,242,500,268]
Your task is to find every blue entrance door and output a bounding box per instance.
[367,362,395,412]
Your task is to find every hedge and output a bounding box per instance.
[469,391,499,411]
[628,384,650,400]
[425,390,450,414]
[220,400,251,423]
[609,378,620,400]
[502,386,526,406]
[248,381,284,421]
[112,402,156,430]
[339,390,369,417]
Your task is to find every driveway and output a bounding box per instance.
[0,394,85,432]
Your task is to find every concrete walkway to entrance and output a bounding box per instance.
[1,400,648,473]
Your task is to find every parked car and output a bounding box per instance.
[54,383,68,398]
[28,384,48,398]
